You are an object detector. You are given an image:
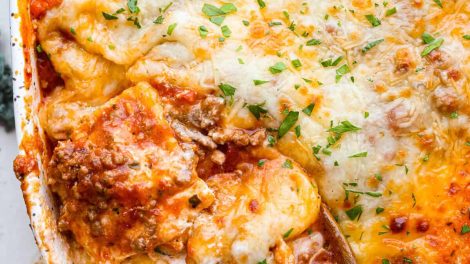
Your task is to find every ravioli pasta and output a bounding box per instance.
[16,0,470,263]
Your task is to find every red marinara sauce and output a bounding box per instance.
[30,0,62,19]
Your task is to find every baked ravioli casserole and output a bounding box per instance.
[12,0,470,263]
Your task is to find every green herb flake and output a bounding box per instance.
[295,125,301,137]
[306,38,321,46]
[365,14,381,27]
[218,83,236,97]
[278,111,299,138]
[267,135,276,146]
[253,80,269,86]
[376,207,385,214]
[102,12,118,20]
[257,159,266,167]
[188,194,201,208]
[450,111,458,119]
[257,260,267,264]
[243,20,250,26]
[433,0,443,8]
[238,58,245,64]
[362,39,384,53]
[70,27,76,35]
[382,259,390,264]
[269,62,287,74]
[421,32,435,44]
[403,257,413,263]
[385,7,397,16]
[349,152,368,158]
[461,224,470,234]
[198,25,208,38]
[154,15,164,24]
[422,154,430,162]
[375,173,383,181]
[364,111,369,118]
[345,205,363,221]
[257,0,266,9]
[421,38,444,57]
[366,191,382,197]
[247,103,268,119]
[283,228,294,238]
[302,103,315,116]
[127,0,140,14]
[282,159,294,169]
[464,35,470,40]
[167,23,177,36]
[328,121,361,134]
[220,3,237,14]
[36,44,43,53]
[221,25,231,38]
[291,59,302,68]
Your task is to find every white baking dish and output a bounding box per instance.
[10,0,73,263]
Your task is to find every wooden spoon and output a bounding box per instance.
[318,203,357,264]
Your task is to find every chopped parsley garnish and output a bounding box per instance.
[365,14,381,27]
[283,228,294,238]
[278,111,299,138]
[302,103,315,116]
[269,21,282,27]
[382,259,390,264]
[385,7,397,16]
[221,25,231,37]
[364,111,369,118]
[421,38,444,57]
[282,159,294,169]
[433,0,443,8]
[291,59,302,68]
[127,0,140,14]
[269,62,287,74]
[70,27,76,35]
[375,173,383,181]
[283,11,290,19]
[461,224,470,234]
[247,103,268,119]
[362,39,384,53]
[257,0,266,8]
[376,207,384,214]
[167,23,177,35]
[421,32,435,44]
[257,260,267,264]
[321,56,343,67]
[257,160,265,167]
[102,12,118,20]
[153,15,164,24]
[243,20,250,26]
[349,152,368,158]
[36,44,43,53]
[199,25,208,38]
[464,35,470,40]
[202,3,237,26]
[306,38,321,46]
[422,154,430,162]
[335,64,350,82]
[329,121,361,134]
[412,193,416,207]
[450,111,458,119]
[253,80,269,86]
[403,257,413,263]
[295,125,301,137]
[238,58,244,64]
[345,205,363,221]
[267,135,276,146]
[220,3,237,13]
[218,83,236,98]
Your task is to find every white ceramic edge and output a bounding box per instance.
[10,1,72,263]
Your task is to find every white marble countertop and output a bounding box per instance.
[0,2,41,262]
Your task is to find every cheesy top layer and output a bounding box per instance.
[34,0,470,263]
